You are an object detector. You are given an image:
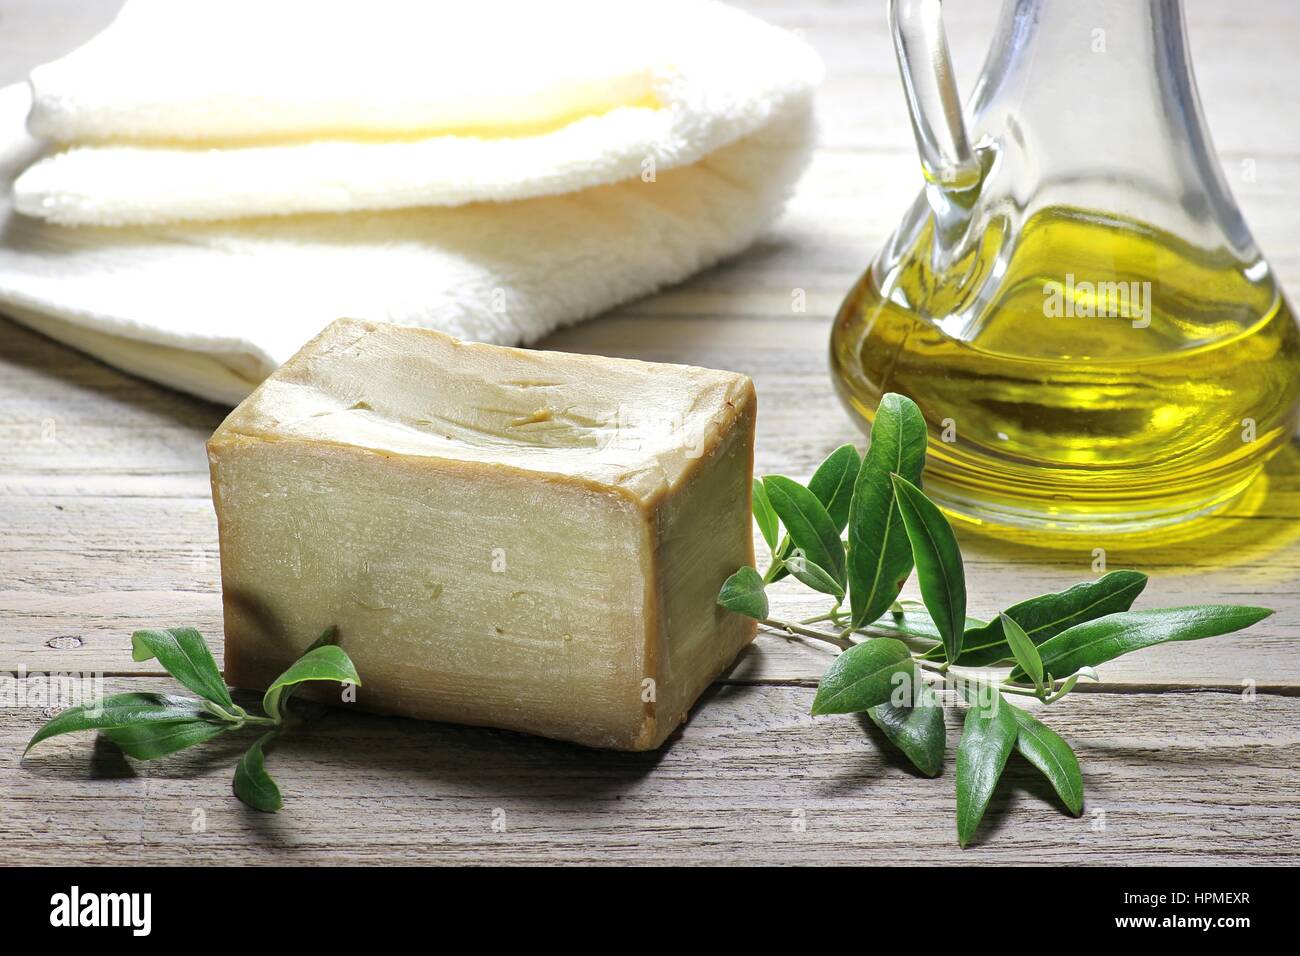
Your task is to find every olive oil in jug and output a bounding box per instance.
[833,0,1300,533]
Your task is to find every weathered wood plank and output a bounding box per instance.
[4,677,1296,865]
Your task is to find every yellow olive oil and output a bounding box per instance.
[830,206,1300,533]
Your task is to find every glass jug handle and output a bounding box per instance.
[888,0,981,190]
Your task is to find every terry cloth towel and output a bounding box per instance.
[0,0,822,405]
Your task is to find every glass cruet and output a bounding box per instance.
[830,0,1300,534]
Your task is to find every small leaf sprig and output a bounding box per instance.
[25,626,359,812]
[718,392,1273,847]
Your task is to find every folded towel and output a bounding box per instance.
[0,0,821,404]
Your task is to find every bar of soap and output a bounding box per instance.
[207,319,757,750]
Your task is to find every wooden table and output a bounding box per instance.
[2,0,1297,865]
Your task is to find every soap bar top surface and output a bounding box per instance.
[213,319,752,503]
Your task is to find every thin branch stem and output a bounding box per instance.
[761,549,787,585]
[798,611,841,625]
[758,618,853,651]
[917,659,1043,698]
[243,715,280,726]
[916,658,1090,702]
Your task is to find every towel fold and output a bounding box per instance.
[26,1,664,144]
[0,0,821,403]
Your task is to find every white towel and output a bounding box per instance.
[0,0,821,404]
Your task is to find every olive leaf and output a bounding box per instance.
[1010,706,1083,816]
[847,393,927,628]
[131,627,235,711]
[868,683,945,777]
[25,626,359,814]
[891,473,965,663]
[717,566,769,620]
[1048,666,1099,699]
[752,479,780,553]
[954,571,1148,666]
[1000,612,1044,697]
[302,624,340,654]
[875,606,984,644]
[24,693,209,753]
[102,718,229,760]
[262,644,362,722]
[763,475,846,587]
[955,692,1018,848]
[233,732,284,813]
[714,393,1277,848]
[811,638,915,716]
[807,443,862,532]
[1010,606,1274,683]
[770,444,862,582]
[785,549,845,601]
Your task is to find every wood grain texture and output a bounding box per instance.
[1,0,1299,864]
[5,678,1297,865]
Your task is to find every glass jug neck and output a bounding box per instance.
[977,0,1190,115]
[972,0,1198,135]
[960,0,1253,256]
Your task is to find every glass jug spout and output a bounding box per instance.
[832,0,1300,536]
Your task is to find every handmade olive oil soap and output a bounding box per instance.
[207,319,757,749]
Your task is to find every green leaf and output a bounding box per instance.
[769,444,863,581]
[785,549,845,601]
[751,479,780,552]
[955,571,1148,666]
[847,393,927,628]
[807,444,862,532]
[763,476,846,587]
[1010,706,1083,816]
[102,717,228,760]
[303,625,339,654]
[881,606,984,645]
[25,693,210,753]
[868,684,945,777]
[1011,605,1274,683]
[891,474,966,663]
[717,566,769,620]
[262,644,362,721]
[956,692,1018,847]
[233,732,283,812]
[130,627,234,711]
[810,638,915,716]
[1047,666,1099,700]
[1000,612,1044,696]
